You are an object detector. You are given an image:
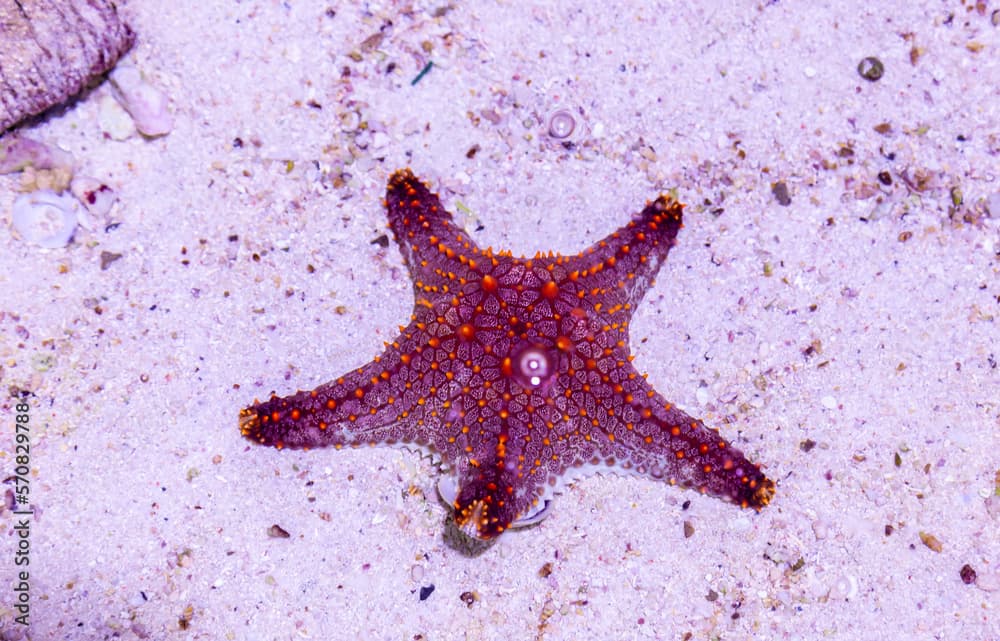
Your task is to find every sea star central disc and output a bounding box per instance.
[240,169,775,540]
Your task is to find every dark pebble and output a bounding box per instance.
[771,181,792,206]
[101,251,122,271]
[858,57,884,82]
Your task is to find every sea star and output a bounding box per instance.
[240,169,774,540]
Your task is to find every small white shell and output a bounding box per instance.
[70,176,117,230]
[11,190,80,248]
[546,109,576,139]
[109,66,173,137]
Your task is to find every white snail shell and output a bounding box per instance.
[11,190,80,248]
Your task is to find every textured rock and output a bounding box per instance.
[0,0,134,131]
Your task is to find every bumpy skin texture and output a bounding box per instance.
[240,169,774,540]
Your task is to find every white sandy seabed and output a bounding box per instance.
[1,1,998,640]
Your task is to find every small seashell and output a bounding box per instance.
[70,176,117,230]
[829,573,859,600]
[109,66,173,137]
[11,190,80,248]
[546,109,576,139]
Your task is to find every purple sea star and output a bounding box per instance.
[240,169,774,540]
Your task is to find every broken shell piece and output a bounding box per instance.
[98,94,136,141]
[0,135,75,174]
[11,190,80,248]
[70,176,116,230]
[109,66,173,137]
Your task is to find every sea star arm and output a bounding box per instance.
[386,169,482,293]
[590,362,774,509]
[240,171,479,450]
[239,312,455,450]
[562,194,684,321]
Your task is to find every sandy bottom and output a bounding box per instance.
[1,1,998,639]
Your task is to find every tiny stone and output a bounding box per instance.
[960,564,977,585]
[771,181,792,206]
[418,584,435,601]
[267,524,291,538]
[919,531,943,552]
[100,251,123,270]
[683,521,695,538]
